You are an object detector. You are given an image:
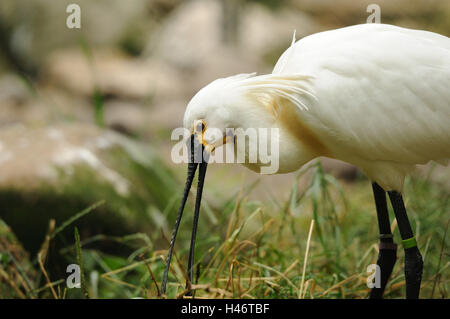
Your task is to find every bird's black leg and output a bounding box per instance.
[369,182,397,299]
[388,191,423,299]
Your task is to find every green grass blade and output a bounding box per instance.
[74,227,90,299]
[51,200,105,239]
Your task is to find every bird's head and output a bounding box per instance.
[183,73,263,154]
[182,72,316,164]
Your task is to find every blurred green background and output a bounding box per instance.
[0,0,448,299]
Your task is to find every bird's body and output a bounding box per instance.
[272,23,450,191]
[165,23,450,299]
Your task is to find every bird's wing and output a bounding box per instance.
[274,24,450,165]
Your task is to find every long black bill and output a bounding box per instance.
[161,134,209,296]
[186,159,208,296]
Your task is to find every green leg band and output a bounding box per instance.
[402,237,417,249]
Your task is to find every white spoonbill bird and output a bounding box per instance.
[161,23,450,299]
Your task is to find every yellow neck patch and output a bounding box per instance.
[274,98,330,157]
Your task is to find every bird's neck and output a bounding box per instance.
[233,101,319,174]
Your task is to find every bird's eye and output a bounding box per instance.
[195,120,206,133]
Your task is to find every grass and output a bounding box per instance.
[1,160,448,299]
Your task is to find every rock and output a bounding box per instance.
[43,48,190,136]
[239,3,320,65]
[144,98,186,133]
[44,49,185,101]
[149,0,319,71]
[0,73,34,126]
[148,0,226,70]
[0,74,31,105]
[148,0,265,77]
[0,72,97,127]
[104,100,150,136]
[0,124,123,194]
[43,48,191,136]
[0,123,178,254]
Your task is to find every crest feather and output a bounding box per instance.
[233,73,317,114]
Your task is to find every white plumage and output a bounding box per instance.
[184,23,450,191]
